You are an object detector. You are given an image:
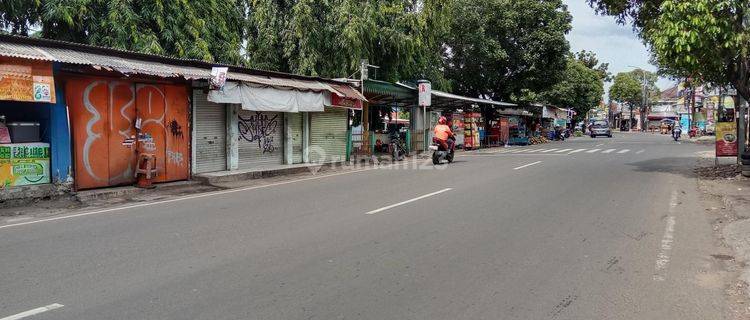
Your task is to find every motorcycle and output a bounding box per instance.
[390,134,407,162]
[688,127,698,138]
[430,136,455,165]
[672,127,682,141]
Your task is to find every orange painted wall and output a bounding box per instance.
[67,79,190,190]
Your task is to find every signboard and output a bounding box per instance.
[0,58,56,103]
[418,81,431,107]
[210,67,229,90]
[716,122,738,157]
[0,143,51,188]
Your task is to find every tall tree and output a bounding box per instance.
[541,56,605,123]
[588,0,750,103]
[609,70,659,129]
[443,0,572,102]
[244,0,451,86]
[0,0,247,64]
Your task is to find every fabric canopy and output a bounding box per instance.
[208,81,329,112]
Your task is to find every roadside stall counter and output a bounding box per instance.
[0,142,51,187]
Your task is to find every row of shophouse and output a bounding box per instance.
[608,83,739,133]
[0,35,571,202]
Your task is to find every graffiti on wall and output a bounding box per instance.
[238,112,278,154]
[168,119,184,139]
[68,80,190,189]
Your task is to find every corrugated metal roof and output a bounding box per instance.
[231,73,337,92]
[0,42,211,79]
[0,41,212,79]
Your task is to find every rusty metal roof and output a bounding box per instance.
[0,34,355,88]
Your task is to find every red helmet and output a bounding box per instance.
[438,116,447,125]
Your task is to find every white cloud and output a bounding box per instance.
[564,0,674,96]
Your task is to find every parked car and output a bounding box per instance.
[590,120,612,138]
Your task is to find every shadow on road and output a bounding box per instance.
[626,156,701,179]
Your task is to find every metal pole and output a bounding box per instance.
[423,105,427,154]
[739,95,748,166]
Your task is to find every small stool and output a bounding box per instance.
[135,153,157,188]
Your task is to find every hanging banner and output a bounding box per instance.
[210,67,229,90]
[716,121,738,157]
[0,143,51,188]
[0,57,56,103]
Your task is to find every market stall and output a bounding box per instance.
[0,57,60,191]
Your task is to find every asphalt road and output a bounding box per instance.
[0,132,730,319]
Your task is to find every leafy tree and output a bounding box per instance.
[443,0,572,102]
[588,0,750,103]
[541,56,605,123]
[609,70,659,129]
[0,0,247,64]
[575,50,611,82]
[244,0,451,87]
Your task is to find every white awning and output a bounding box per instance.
[208,82,329,112]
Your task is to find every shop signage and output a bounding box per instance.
[331,94,363,110]
[418,81,431,107]
[210,67,229,90]
[0,58,56,103]
[716,121,738,157]
[0,143,51,188]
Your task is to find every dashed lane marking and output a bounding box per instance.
[568,149,586,154]
[617,149,631,154]
[513,161,543,170]
[653,190,678,281]
[586,149,601,153]
[601,149,616,154]
[0,304,64,320]
[365,188,453,215]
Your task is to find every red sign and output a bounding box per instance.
[331,94,363,110]
[716,122,738,157]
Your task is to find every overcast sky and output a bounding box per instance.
[564,0,674,96]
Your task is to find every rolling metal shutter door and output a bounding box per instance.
[193,90,227,174]
[288,113,304,164]
[310,107,348,163]
[238,110,284,169]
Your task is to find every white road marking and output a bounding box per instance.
[636,149,645,154]
[0,304,64,320]
[509,149,527,153]
[617,149,631,154]
[365,188,453,215]
[601,149,616,154]
[595,143,604,147]
[526,149,543,153]
[555,148,573,153]
[568,149,586,154]
[540,148,558,153]
[0,163,412,231]
[586,149,601,153]
[653,190,678,281]
[513,161,543,170]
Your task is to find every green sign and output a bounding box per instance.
[0,143,50,188]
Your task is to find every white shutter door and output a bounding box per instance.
[288,113,304,164]
[310,107,348,163]
[193,90,227,173]
[237,110,284,169]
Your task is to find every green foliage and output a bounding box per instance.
[245,0,452,87]
[443,0,572,102]
[541,56,605,121]
[588,0,750,101]
[609,72,643,108]
[0,0,246,64]
[609,69,659,130]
